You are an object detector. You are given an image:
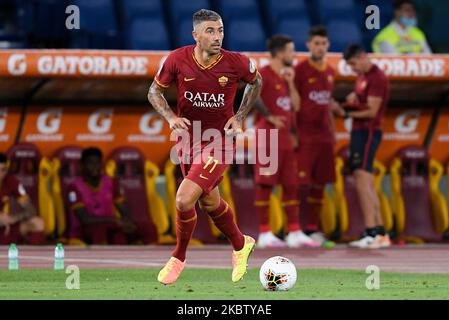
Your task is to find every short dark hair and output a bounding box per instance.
[267,34,293,57]
[393,0,414,10]
[193,9,222,28]
[308,25,328,40]
[0,153,7,164]
[81,147,102,164]
[343,43,366,60]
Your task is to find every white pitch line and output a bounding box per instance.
[0,255,229,269]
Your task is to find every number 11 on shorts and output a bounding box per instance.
[203,156,218,173]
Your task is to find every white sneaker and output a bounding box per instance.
[348,236,375,248]
[368,234,391,249]
[257,231,286,249]
[285,230,321,248]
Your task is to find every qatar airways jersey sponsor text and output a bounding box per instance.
[184,91,225,108]
[308,90,331,106]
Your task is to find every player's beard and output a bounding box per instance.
[209,41,222,55]
[310,53,325,63]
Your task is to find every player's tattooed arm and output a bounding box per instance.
[235,71,263,122]
[147,81,191,130]
[224,72,262,134]
[235,72,262,122]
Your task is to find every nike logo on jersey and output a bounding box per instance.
[199,174,209,180]
[184,77,196,82]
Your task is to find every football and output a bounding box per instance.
[259,256,297,291]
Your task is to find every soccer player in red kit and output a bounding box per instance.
[0,153,45,245]
[148,9,262,285]
[253,35,320,248]
[342,44,391,249]
[294,26,345,245]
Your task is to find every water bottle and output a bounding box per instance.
[8,243,19,270]
[54,243,64,270]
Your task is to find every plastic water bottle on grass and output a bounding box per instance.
[54,243,64,270]
[8,243,19,270]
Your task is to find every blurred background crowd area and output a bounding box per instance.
[0,0,448,53]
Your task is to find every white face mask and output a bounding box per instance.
[400,16,417,27]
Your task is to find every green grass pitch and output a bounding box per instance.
[0,268,448,300]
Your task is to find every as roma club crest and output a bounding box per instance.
[218,76,228,87]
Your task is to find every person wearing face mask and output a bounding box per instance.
[372,0,432,54]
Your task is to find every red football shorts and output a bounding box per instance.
[179,141,234,194]
[296,142,336,185]
[255,148,298,187]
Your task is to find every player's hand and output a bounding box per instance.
[224,116,243,136]
[281,67,295,84]
[267,115,286,129]
[331,100,346,118]
[168,116,191,130]
[346,92,359,105]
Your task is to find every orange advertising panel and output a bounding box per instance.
[335,107,434,165]
[429,109,449,164]
[0,106,21,152]
[20,106,174,168]
[1,50,449,81]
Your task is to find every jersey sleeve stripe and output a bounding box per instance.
[154,77,171,88]
[248,72,258,84]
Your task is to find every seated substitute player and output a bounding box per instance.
[294,26,345,246]
[0,152,45,245]
[148,9,262,285]
[67,147,138,245]
[342,44,391,249]
[253,35,320,248]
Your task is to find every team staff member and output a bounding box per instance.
[372,0,431,54]
[342,44,391,249]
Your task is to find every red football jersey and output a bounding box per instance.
[294,59,335,143]
[353,64,390,131]
[256,65,293,150]
[154,45,257,146]
[0,175,28,214]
